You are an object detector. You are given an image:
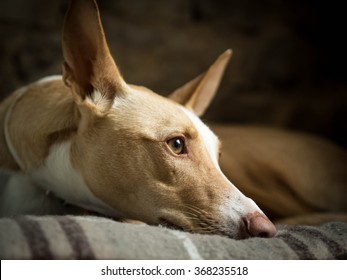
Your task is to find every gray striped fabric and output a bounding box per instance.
[0,215,346,259]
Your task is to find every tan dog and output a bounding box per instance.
[0,0,276,239]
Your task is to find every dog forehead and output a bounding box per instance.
[120,86,220,157]
[111,86,200,139]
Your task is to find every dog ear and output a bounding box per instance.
[62,0,126,109]
[169,49,232,117]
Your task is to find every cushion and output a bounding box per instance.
[0,215,346,259]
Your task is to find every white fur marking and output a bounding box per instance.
[89,90,112,109]
[111,87,138,110]
[37,75,62,84]
[31,141,122,217]
[181,108,220,167]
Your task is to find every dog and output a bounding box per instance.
[0,0,276,239]
[1,0,347,239]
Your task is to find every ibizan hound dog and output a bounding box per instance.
[1,0,346,240]
[0,0,276,239]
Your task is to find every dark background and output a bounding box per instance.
[1,0,346,148]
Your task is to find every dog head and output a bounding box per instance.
[61,0,276,239]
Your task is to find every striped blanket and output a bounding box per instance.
[1,215,346,259]
[1,169,347,260]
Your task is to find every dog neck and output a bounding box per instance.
[30,140,120,217]
[1,76,79,171]
[1,76,123,217]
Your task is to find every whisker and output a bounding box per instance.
[179,204,231,237]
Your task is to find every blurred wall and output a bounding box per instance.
[0,0,346,147]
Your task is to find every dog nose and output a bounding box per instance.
[243,212,277,238]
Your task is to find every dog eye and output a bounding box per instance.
[167,137,185,154]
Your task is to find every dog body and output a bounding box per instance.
[212,125,347,223]
[1,0,346,239]
[2,84,346,224]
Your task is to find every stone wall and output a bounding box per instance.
[1,0,346,147]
